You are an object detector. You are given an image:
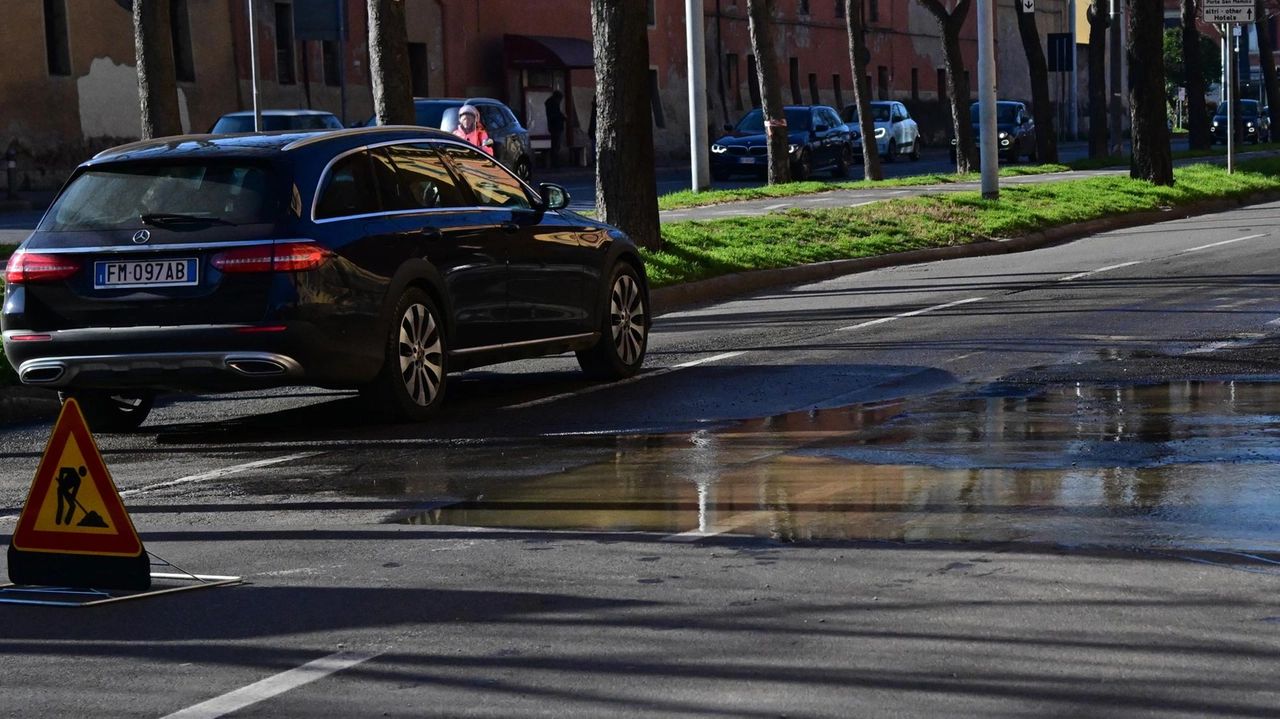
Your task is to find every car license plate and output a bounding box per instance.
[739,157,756,164]
[94,259,198,289]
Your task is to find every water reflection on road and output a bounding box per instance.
[416,381,1280,551]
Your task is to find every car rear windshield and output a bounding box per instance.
[970,104,1020,124]
[734,108,813,134]
[40,161,286,232]
[212,114,341,133]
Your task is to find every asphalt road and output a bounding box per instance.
[3,195,1280,715]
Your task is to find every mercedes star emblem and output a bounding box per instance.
[132,230,150,244]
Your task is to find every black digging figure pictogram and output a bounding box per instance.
[54,465,109,528]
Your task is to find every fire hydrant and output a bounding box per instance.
[4,146,16,201]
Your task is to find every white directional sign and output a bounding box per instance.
[1017,0,1034,12]
[1204,6,1256,22]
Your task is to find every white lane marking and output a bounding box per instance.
[763,203,788,211]
[836,297,987,332]
[849,200,877,207]
[1184,336,1262,355]
[119,452,323,497]
[160,650,380,719]
[1057,261,1141,282]
[505,352,747,410]
[672,351,746,369]
[1179,233,1266,254]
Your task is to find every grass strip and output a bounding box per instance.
[643,159,1280,288]
[657,164,1071,211]
[1067,142,1280,171]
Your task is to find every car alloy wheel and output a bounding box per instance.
[610,273,646,366]
[398,302,444,407]
[577,263,648,380]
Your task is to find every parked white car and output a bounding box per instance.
[841,101,920,162]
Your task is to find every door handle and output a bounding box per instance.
[499,220,519,234]
[420,226,442,241]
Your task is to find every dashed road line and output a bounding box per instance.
[836,297,988,332]
[119,452,324,497]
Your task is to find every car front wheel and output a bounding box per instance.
[61,390,155,433]
[362,288,448,422]
[577,263,648,380]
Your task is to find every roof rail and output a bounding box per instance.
[280,125,441,151]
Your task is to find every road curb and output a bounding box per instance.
[0,384,60,426]
[650,190,1280,316]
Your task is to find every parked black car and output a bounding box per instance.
[366,98,534,181]
[950,101,1037,163]
[2,127,648,430]
[1210,100,1270,144]
[209,110,343,134]
[710,106,853,181]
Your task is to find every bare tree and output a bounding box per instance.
[591,0,661,251]
[916,0,977,172]
[844,0,882,180]
[1015,1,1058,163]
[1257,0,1280,138]
[367,0,414,125]
[1128,0,1173,184]
[1087,0,1109,158]
[747,0,792,183]
[1181,0,1211,148]
[133,0,182,139]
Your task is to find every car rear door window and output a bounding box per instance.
[384,144,466,209]
[436,143,531,210]
[479,104,507,132]
[315,151,380,220]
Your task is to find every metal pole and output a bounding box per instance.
[1108,0,1123,155]
[1228,25,1236,173]
[247,0,263,132]
[686,0,710,191]
[978,0,998,198]
[338,0,348,125]
[1069,0,1078,139]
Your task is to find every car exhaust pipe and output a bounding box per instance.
[227,359,288,376]
[21,366,65,384]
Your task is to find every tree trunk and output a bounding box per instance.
[591,0,661,251]
[1015,3,1058,163]
[747,0,792,184]
[133,0,182,139]
[367,0,414,125]
[1128,0,1173,184]
[1182,0,1210,149]
[1256,0,1280,137]
[844,0,882,180]
[1087,1,1109,158]
[917,0,976,172]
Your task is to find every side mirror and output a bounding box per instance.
[814,124,829,133]
[538,182,570,211]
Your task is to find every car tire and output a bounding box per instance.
[832,145,852,178]
[61,390,155,433]
[576,263,648,381]
[908,138,921,162]
[361,287,448,422]
[885,139,898,163]
[514,157,532,183]
[792,149,812,181]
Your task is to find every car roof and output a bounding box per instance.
[413,97,506,105]
[88,126,454,164]
[216,110,339,119]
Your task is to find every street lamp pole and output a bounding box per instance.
[247,0,263,132]
[977,0,999,198]
[686,0,711,192]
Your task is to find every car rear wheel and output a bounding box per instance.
[362,288,448,422]
[792,149,812,181]
[61,390,155,433]
[908,138,921,161]
[885,139,898,163]
[832,145,852,178]
[577,263,648,380]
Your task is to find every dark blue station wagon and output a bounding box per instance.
[2,127,650,430]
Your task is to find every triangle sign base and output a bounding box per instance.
[8,545,151,591]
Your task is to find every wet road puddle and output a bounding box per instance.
[413,381,1280,550]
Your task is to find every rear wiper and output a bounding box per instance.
[139,212,232,226]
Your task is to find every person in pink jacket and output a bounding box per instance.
[452,105,494,156]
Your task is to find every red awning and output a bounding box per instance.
[504,35,595,70]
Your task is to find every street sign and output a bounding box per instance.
[1018,0,1034,12]
[1203,4,1255,22]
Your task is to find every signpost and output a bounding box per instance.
[1203,2,1251,175]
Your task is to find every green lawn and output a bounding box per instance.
[1067,142,1280,171]
[642,159,1280,288]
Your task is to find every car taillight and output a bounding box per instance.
[211,241,330,274]
[4,252,81,284]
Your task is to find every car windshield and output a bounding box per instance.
[415,102,458,129]
[971,103,1020,124]
[843,105,891,123]
[1217,101,1260,116]
[211,114,340,134]
[40,162,285,232]
[733,108,813,133]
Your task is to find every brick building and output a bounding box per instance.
[4,0,1070,190]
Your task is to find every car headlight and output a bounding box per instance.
[874,127,886,138]
[851,131,860,140]
[1213,120,1220,128]
[788,144,801,154]
[1247,121,1255,128]
[711,144,727,154]
[998,131,1009,139]
[1000,139,1010,146]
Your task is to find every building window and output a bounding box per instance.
[869,0,879,22]
[877,66,889,101]
[789,57,802,104]
[649,68,665,128]
[832,74,844,109]
[275,2,296,85]
[322,40,341,87]
[43,0,71,77]
[747,54,761,108]
[937,68,947,102]
[170,0,195,82]
[808,73,820,105]
[727,53,743,111]
[836,0,845,18]
[799,0,810,13]
[408,42,429,96]
[647,0,656,26]
[911,68,918,100]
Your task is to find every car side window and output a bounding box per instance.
[384,144,466,210]
[897,105,910,121]
[436,143,531,210]
[479,104,507,131]
[825,108,843,127]
[315,151,380,219]
[369,148,416,212]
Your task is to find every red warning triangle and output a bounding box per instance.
[11,399,143,558]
